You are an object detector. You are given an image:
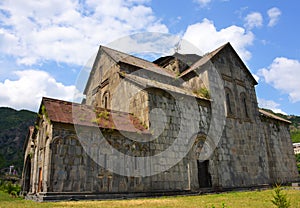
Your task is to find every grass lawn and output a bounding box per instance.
[0,188,299,208]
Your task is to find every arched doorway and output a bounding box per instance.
[23,155,31,193]
[193,135,212,189]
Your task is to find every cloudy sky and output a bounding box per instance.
[0,0,299,115]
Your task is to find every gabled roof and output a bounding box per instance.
[154,53,202,72]
[172,53,202,66]
[40,97,149,134]
[179,43,227,77]
[179,42,258,85]
[83,45,175,95]
[101,46,175,77]
[84,43,257,97]
[259,109,291,124]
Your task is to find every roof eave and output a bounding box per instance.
[259,109,291,124]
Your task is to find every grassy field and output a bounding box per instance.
[0,188,299,208]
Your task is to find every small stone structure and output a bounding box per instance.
[21,43,299,201]
[293,143,300,154]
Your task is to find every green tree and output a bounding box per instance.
[271,185,291,208]
[0,153,6,169]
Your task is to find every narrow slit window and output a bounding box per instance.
[104,96,108,109]
[243,97,249,118]
[104,154,107,169]
[102,91,109,109]
[134,156,138,170]
[226,92,232,115]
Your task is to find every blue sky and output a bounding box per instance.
[0,0,299,115]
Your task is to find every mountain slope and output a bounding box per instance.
[287,115,300,143]
[0,107,36,175]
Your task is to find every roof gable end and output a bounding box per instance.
[215,43,258,85]
[180,42,258,85]
[83,46,118,95]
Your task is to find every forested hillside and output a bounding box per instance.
[289,116,300,143]
[0,107,36,176]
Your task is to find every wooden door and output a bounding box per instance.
[38,168,43,192]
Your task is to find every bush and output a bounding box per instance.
[291,130,300,143]
[296,154,300,162]
[0,180,21,197]
[271,185,291,208]
[193,87,210,99]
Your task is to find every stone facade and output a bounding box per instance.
[22,43,299,201]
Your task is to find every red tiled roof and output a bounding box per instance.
[41,97,149,134]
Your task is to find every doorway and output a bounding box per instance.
[197,160,212,188]
[23,156,31,193]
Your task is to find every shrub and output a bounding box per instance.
[98,110,110,120]
[193,87,210,99]
[0,180,21,197]
[271,184,291,208]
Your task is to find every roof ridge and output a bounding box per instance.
[101,45,176,77]
[101,45,155,65]
[178,43,229,78]
[42,96,72,104]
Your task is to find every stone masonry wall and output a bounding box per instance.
[47,90,212,193]
[48,128,177,192]
[260,117,299,183]
[216,118,270,188]
[147,88,212,191]
[85,50,118,106]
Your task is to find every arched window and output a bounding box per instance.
[225,88,235,116]
[193,136,206,160]
[240,92,249,119]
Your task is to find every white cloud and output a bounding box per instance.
[259,57,300,102]
[108,33,182,56]
[0,28,19,54]
[0,0,168,66]
[244,12,263,30]
[267,7,281,27]
[258,98,286,115]
[0,70,81,111]
[182,18,254,61]
[194,0,212,7]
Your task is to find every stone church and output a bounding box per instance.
[22,42,299,201]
